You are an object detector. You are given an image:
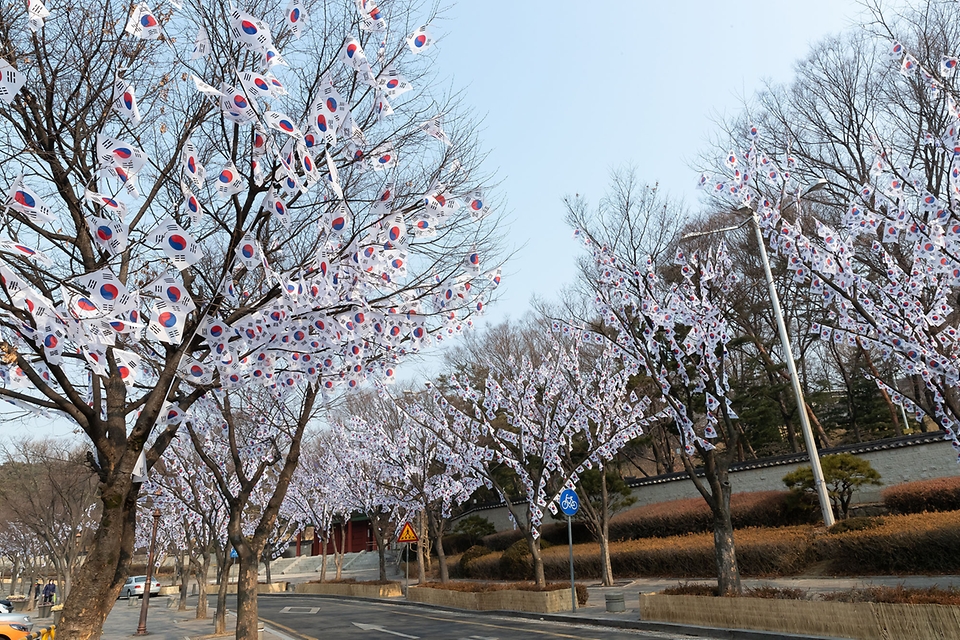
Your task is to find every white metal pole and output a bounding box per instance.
[750,213,835,527]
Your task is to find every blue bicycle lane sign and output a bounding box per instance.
[559,489,579,516]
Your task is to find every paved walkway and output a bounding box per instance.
[100,597,292,640]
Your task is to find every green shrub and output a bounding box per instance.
[483,529,526,551]
[783,453,881,520]
[442,533,477,556]
[882,476,960,514]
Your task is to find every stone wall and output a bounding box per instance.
[640,593,960,640]
[407,586,573,613]
[453,433,958,531]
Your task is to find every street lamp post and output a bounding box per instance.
[682,182,836,527]
[135,509,162,636]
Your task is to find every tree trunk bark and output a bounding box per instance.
[235,550,261,640]
[712,507,740,596]
[195,553,209,620]
[527,536,545,587]
[319,535,328,582]
[57,478,138,640]
[599,473,614,587]
[9,559,19,597]
[264,554,272,584]
[214,553,232,635]
[178,550,189,611]
[429,512,449,584]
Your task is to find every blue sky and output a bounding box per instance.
[435,0,863,327]
[7,0,866,438]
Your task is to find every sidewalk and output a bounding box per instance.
[100,597,292,640]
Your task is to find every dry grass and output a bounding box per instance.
[821,585,960,605]
[882,476,960,514]
[463,510,960,580]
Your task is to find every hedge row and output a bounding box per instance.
[477,490,816,551]
[457,511,960,580]
[881,476,960,514]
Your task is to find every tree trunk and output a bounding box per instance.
[527,535,545,587]
[57,478,138,640]
[9,559,19,597]
[319,535,328,582]
[178,550,189,611]
[378,545,387,583]
[599,473,614,587]
[235,549,262,640]
[712,506,740,596]
[214,553,232,635]
[334,525,344,581]
[195,553,210,620]
[264,554,272,584]
[429,513,449,584]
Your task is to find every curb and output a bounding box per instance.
[258,593,846,640]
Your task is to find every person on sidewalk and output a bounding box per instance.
[32,580,41,605]
[41,580,55,604]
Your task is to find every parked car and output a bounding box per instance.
[119,576,160,599]
[0,612,32,637]
[0,621,31,640]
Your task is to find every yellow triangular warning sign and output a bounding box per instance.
[397,522,419,543]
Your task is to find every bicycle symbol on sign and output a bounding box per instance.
[559,488,579,516]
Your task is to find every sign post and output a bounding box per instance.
[397,522,419,596]
[559,489,580,612]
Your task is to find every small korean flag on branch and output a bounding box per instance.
[6,175,55,224]
[356,0,386,32]
[0,60,27,105]
[220,85,258,124]
[84,189,128,220]
[61,284,103,320]
[325,150,343,199]
[0,240,52,266]
[148,299,187,344]
[238,71,276,99]
[369,142,397,171]
[112,349,141,387]
[192,25,211,59]
[149,218,203,269]
[406,25,434,54]
[310,76,345,145]
[27,0,50,32]
[180,182,203,225]
[377,66,412,98]
[181,137,206,188]
[235,232,262,270]
[125,2,162,40]
[112,77,142,126]
[285,0,306,39]
[216,162,245,199]
[230,8,273,52]
[178,354,214,385]
[420,116,451,146]
[191,75,222,97]
[96,135,148,174]
[261,190,290,228]
[340,37,369,71]
[86,216,128,256]
[264,111,303,139]
[147,274,196,312]
[463,188,491,221]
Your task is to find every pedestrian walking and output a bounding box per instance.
[32,580,41,604]
[41,580,55,604]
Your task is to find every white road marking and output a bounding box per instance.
[351,621,420,638]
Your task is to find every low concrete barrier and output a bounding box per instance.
[294,582,402,598]
[157,586,180,596]
[219,582,289,594]
[407,586,573,613]
[640,593,960,640]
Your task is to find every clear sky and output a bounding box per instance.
[434,0,864,328]
[3,0,867,438]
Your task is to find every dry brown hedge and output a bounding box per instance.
[479,490,814,552]
[464,511,960,580]
[881,476,960,514]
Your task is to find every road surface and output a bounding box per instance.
[250,594,719,640]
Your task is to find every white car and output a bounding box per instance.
[119,576,160,599]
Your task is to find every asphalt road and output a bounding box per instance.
[249,594,715,640]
